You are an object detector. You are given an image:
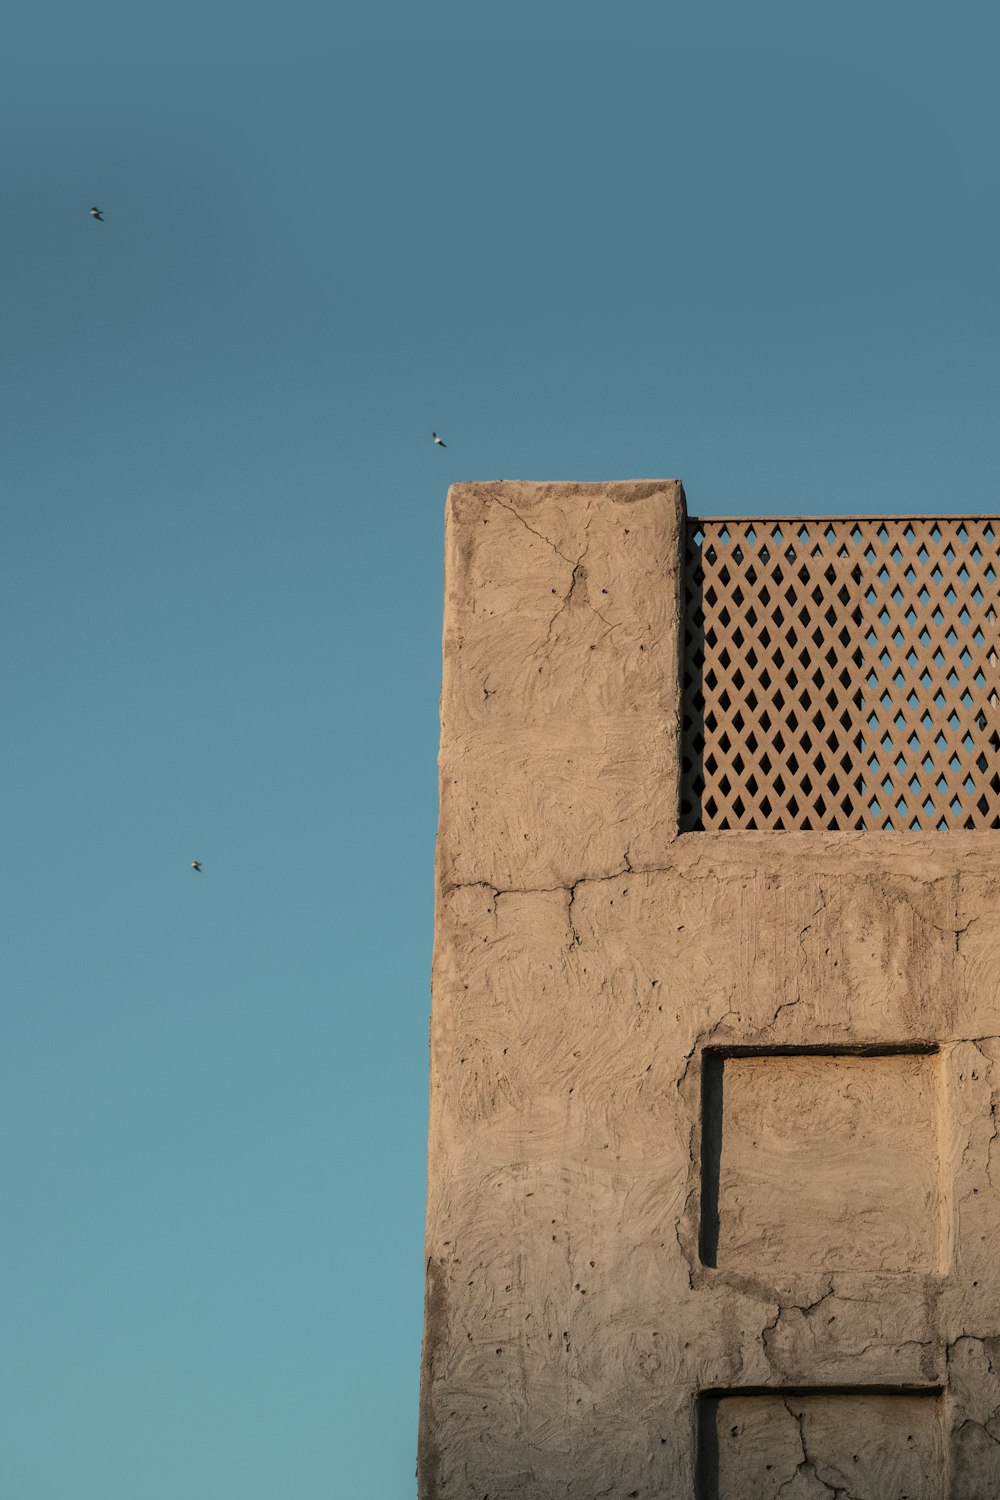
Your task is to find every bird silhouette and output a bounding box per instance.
[433,432,447,447]
[90,207,104,222]
[191,861,202,873]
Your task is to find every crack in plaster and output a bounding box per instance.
[797,888,829,954]
[846,1336,933,1360]
[534,546,619,652]
[536,550,590,653]
[778,1400,817,1496]
[766,993,803,1029]
[898,879,979,942]
[762,889,829,1031]
[779,1400,857,1500]
[760,1300,784,1348]
[949,1042,1000,1190]
[763,1283,836,1349]
[948,1333,1000,1371]
[966,1042,1000,1193]
[490,499,619,647]
[443,858,656,951]
[946,1336,1000,1441]
[898,886,979,1003]
[762,1284,858,1372]
[566,881,583,947]
[489,497,576,567]
[444,855,661,912]
[947,1334,1000,1443]
[678,1009,740,1089]
[673,1215,694,1291]
[954,1417,1000,1446]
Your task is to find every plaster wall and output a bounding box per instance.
[419,481,1000,1499]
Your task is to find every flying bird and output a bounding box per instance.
[191,861,202,873]
[90,207,104,221]
[432,432,447,447]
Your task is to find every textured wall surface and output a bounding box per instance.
[419,481,1000,1499]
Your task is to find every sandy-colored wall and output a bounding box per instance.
[419,481,1000,1499]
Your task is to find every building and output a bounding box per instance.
[419,480,1000,1499]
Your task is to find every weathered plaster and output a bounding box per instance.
[420,482,1000,1499]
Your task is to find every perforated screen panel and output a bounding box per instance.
[681,517,1000,831]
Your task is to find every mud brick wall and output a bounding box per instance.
[419,481,1000,1500]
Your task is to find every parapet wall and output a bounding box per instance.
[419,481,1000,1500]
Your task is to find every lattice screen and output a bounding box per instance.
[681,517,1000,831]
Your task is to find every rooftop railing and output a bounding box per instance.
[681,516,1000,831]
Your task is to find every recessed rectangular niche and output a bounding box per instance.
[700,1046,940,1272]
[696,1388,944,1500]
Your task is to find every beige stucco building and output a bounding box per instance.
[419,481,1000,1499]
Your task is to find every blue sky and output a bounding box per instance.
[1,4,997,1497]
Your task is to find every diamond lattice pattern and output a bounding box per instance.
[681,518,1000,831]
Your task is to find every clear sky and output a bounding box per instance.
[1,4,997,1497]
